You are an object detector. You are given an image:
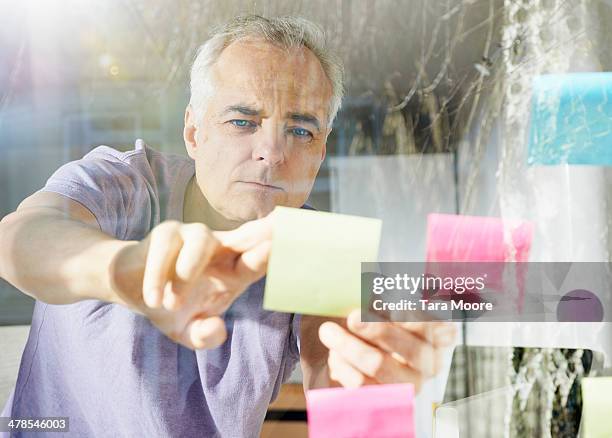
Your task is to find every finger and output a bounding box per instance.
[199,287,234,316]
[346,310,440,377]
[234,240,272,284]
[142,221,182,308]
[431,323,458,347]
[327,350,377,388]
[181,316,227,350]
[162,223,219,311]
[164,225,219,311]
[199,240,271,304]
[319,322,422,390]
[214,214,273,253]
[161,282,182,311]
[175,223,218,281]
[393,321,457,347]
[161,279,201,311]
[390,321,440,341]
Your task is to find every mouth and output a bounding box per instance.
[238,181,285,191]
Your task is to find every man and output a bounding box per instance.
[0,15,455,437]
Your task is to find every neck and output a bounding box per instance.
[183,175,243,231]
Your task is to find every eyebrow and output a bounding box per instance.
[287,112,321,132]
[219,105,322,132]
[220,105,261,116]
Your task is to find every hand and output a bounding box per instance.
[318,310,456,391]
[108,216,273,350]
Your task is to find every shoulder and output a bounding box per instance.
[82,139,192,177]
[64,139,194,196]
[42,140,193,238]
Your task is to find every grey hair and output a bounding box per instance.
[189,15,344,128]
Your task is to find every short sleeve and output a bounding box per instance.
[278,313,302,386]
[41,147,152,240]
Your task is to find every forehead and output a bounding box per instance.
[209,38,332,113]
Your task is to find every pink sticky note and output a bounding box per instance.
[425,213,533,262]
[306,384,415,438]
[425,213,533,311]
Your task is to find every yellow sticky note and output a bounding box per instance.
[263,206,382,317]
[582,377,612,438]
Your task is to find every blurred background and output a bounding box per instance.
[2,0,612,436]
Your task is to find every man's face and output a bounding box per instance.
[184,38,333,222]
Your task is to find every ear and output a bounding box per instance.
[183,105,198,160]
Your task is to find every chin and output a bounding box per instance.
[229,201,276,221]
[226,192,305,221]
[248,194,292,217]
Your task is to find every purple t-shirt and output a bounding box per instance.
[3,139,301,437]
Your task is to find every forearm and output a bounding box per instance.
[0,208,135,305]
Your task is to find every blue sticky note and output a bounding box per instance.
[528,73,612,166]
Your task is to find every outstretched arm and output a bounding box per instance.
[0,190,273,350]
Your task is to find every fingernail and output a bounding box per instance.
[144,289,161,308]
[318,322,337,344]
[162,292,178,311]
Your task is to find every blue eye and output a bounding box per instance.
[230,119,253,128]
[291,127,312,138]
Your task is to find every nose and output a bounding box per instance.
[252,121,285,166]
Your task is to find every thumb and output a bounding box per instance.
[234,240,272,285]
[214,213,274,253]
